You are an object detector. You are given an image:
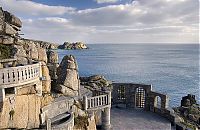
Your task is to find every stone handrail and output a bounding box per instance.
[0,62,41,88]
[84,91,111,110]
[51,113,74,130]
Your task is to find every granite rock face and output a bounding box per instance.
[41,61,51,93]
[0,95,41,129]
[0,7,21,36]
[47,50,59,64]
[38,48,47,63]
[80,75,112,91]
[56,55,80,96]
[58,42,88,50]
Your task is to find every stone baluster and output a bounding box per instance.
[97,97,99,107]
[3,70,8,83]
[83,96,88,110]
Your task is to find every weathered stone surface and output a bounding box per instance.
[47,50,58,63]
[12,45,26,57]
[16,57,28,65]
[87,115,97,130]
[56,55,79,95]
[0,36,14,44]
[40,96,74,124]
[56,85,78,96]
[38,48,47,63]
[12,45,28,64]
[40,94,54,107]
[26,41,38,60]
[41,61,51,93]
[80,75,112,91]
[4,11,22,28]
[16,85,37,95]
[4,23,17,35]
[0,95,41,129]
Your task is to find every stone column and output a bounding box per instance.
[46,119,51,130]
[102,107,111,130]
[83,95,88,110]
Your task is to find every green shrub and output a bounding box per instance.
[0,44,12,60]
[74,115,88,129]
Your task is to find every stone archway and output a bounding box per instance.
[154,96,161,108]
[135,87,146,108]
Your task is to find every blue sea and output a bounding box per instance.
[57,44,199,107]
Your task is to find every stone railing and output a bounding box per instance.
[0,62,41,88]
[83,91,111,111]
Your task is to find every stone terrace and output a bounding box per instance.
[111,107,171,130]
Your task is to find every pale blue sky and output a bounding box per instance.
[0,0,199,44]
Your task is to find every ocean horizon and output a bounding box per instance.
[57,43,199,107]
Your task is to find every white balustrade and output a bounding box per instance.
[84,91,111,110]
[0,63,41,88]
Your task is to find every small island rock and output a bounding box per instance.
[58,42,88,50]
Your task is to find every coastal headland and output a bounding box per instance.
[0,7,199,130]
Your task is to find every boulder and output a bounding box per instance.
[38,48,47,63]
[47,50,58,63]
[56,55,80,96]
[4,23,17,35]
[12,45,28,64]
[4,11,22,28]
[80,75,112,91]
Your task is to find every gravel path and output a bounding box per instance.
[111,108,171,130]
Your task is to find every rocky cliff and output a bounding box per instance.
[58,42,88,50]
[0,7,53,129]
[0,7,97,130]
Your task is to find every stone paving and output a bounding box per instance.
[111,107,171,130]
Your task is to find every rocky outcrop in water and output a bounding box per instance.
[173,94,200,128]
[56,55,80,96]
[58,42,88,50]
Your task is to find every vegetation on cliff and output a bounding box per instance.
[173,94,200,128]
[0,44,12,59]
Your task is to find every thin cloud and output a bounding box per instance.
[0,0,198,44]
[95,0,120,4]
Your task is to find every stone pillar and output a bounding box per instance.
[102,107,111,130]
[83,95,88,110]
[46,119,51,130]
